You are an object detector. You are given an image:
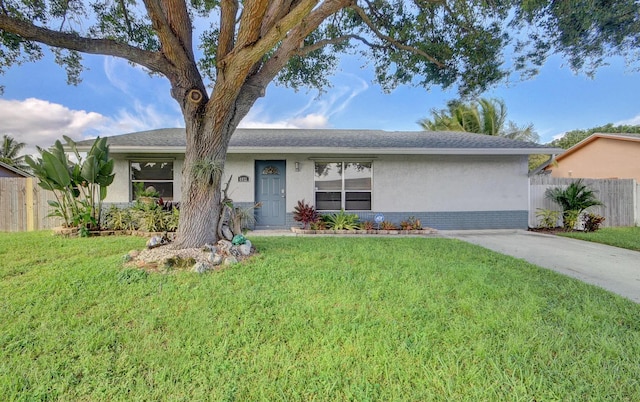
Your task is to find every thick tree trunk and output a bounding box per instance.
[172,113,234,249]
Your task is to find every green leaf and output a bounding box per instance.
[100,185,108,201]
[42,151,72,188]
[81,155,99,183]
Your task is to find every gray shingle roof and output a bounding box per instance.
[75,128,561,154]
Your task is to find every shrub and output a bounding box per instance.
[293,199,319,229]
[562,210,581,231]
[400,216,422,230]
[360,220,375,230]
[545,179,603,229]
[103,205,138,231]
[380,221,397,230]
[535,208,561,229]
[583,213,606,232]
[25,136,115,229]
[310,219,327,230]
[323,210,360,230]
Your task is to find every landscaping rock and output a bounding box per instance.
[224,256,238,265]
[202,243,217,253]
[238,243,252,256]
[146,235,168,249]
[232,234,246,245]
[209,253,224,266]
[221,225,234,241]
[192,262,209,274]
[217,239,233,255]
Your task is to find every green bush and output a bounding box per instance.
[323,210,360,230]
[545,180,603,230]
[535,208,561,229]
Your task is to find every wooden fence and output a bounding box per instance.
[0,177,61,232]
[529,176,639,228]
[3,176,639,232]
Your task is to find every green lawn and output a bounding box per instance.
[559,226,640,251]
[1,231,639,400]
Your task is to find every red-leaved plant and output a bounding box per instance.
[293,199,318,229]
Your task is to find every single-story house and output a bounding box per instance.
[0,161,31,178]
[541,133,640,181]
[74,128,562,230]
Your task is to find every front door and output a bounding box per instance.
[255,160,286,227]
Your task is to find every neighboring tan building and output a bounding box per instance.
[543,133,640,181]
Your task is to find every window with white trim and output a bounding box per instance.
[130,160,174,201]
[314,162,372,210]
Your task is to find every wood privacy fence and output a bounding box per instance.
[529,176,639,228]
[3,176,639,232]
[0,177,61,232]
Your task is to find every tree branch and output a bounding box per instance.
[350,2,445,69]
[295,33,385,56]
[117,0,135,39]
[218,0,238,59]
[142,0,190,65]
[236,0,269,49]
[0,15,169,73]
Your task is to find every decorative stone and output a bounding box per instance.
[244,240,252,249]
[224,256,238,265]
[232,234,246,245]
[238,244,252,256]
[221,225,234,241]
[202,243,217,253]
[192,262,209,273]
[146,235,168,249]
[128,250,140,258]
[209,253,224,266]
[217,239,233,255]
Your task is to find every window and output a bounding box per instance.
[130,160,174,200]
[314,162,372,210]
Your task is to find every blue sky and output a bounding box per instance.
[2,46,640,156]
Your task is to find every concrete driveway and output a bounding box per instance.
[443,230,640,303]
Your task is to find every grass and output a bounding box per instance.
[1,231,640,400]
[559,226,640,251]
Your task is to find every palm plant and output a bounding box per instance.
[0,134,29,172]
[419,98,539,143]
[545,179,604,230]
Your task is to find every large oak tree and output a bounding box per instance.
[1,0,638,247]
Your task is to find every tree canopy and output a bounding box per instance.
[1,0,639,247]
[550,123,640,149]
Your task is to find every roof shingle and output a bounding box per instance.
[75,128,561,154]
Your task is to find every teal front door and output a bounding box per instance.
[255,160,286,227]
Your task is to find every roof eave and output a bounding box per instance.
[100,145,563,155]
[228,146,564,155]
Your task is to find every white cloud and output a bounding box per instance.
[239,108,329,129]
[239,73,369,129]
[0,98,107,155]
[0,97,182,156]
[615,114,640,126]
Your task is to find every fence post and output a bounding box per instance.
[26,177,35,231]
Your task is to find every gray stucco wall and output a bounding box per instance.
[106,153,531,230]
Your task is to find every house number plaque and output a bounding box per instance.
[238,175,250,183]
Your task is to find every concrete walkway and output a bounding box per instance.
[443,230,640,303]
